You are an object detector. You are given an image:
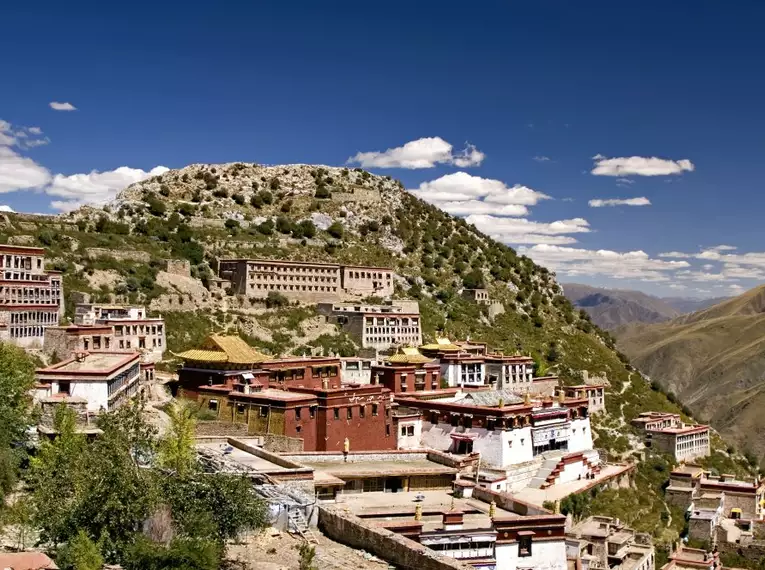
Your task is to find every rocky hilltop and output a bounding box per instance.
[617,284,765,458]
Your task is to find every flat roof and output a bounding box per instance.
[304,459,457,478]
[195,442,288,472]
[37,351,139,375]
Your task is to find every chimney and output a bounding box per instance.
[442,511,464,531]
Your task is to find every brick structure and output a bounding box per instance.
[371,347,441,394]
[35,351,142,413]
[461,288,490,304]
[217,258,394,302]
[318,301,422,352]
[44,324,115,360]
[0,244,64,348]
[631,412,710,461]
[567,516,655,570]
[74,303,166,363]
[563,384,606,414]
[175,334,394,451]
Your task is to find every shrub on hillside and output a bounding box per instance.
[327,221,343,239]
[265,291,289,309]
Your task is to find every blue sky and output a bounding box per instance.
[2,1,764,298]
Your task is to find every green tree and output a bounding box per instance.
[276,216,294,235]
[57,530,104,570]
[0,343,37,510]
[298,220,317,239]
[298,542,318,570]
[157,403,197,476]
[224,219,240,232]
[327,221,343,239]
[314,185,331,199]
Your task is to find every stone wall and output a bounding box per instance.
[85,248,151,263]
[194,421,248,437]
[261,433,305,453]
[472,486,554,516]
[318,506,469,570]
[719,541,765,566]
[163,259,191,277]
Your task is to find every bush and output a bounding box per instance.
[257,220,274,236]
[232,193,246,205]
[159,184,170,197]
[224,219,240,231]
[269,178,280,190]
[265,291,289,309]
[259,190,274,205]
[212,188,228,199]
[146,196,167,217]
[250,194,263,208]
[297,220,316,239]
[276,216,294,235]
[314,185,331,199]
[327,221,343,239]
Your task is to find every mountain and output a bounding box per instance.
[563,283,730,329]
[661,296,730,315]
[563,283,681,329]
[617,285,765,458]
[0,162,756,545]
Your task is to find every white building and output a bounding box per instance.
[318,302,422,353]
[35,351,142,412]
[74,303,166,363]
[0,244,64,348]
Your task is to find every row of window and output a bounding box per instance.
[366,336,421,346]
[364,324,420,332]
[247,264,339,276]
[251,283,339,293]
[251,273,338,283]
[7,310,58,324]
[9,325,46,339]
[345,270,391,280]
[114,324,163,336]
[0,255,43,271]
[107,363,140,397]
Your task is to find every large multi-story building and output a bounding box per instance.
[34,351,142,413]
[632,412,710,461]
[371,347,442,393]
[74,303,165,363]
[318,301,422,352]
[174,335,395,451]
[0,244,63,348]
[217,258,395,302]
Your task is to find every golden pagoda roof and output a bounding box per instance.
[419,337,461,351]
[388,347,434,365]
[174,334,269,364]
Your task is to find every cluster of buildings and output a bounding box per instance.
[631,412,711,462]
[665,464,764,547]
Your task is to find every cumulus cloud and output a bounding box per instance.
[436,200,528,217]
[46,165,170,211]
[0,120,49,150]
[0,147,52,194]
[519,244,690,281]
[411,172,550,207]
[591,155,695,177]
[0,205,15,213]
[348,137,484,169]
[658,251,693,259]
[466,214,590,245]
[49,101,77,111]
[588,197,651,208]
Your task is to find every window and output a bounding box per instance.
[359,405,365,418]
[295,407,302,420]
[401,426,407,437]
[310,407,316,419]
[59,381,71,395]
[260,406,269,417]
[347,407,353,420]
[236,403,246,414]
[385,407,390,418]
[385,425,390,437]
[372,404,378,416]
[407,425,415,436]
[334,408,340,420]
[451,415,459,427]
[208,399,219,412]
[519,536,532,557]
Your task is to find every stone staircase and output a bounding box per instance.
[528,450,602,490]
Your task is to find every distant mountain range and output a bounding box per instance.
[562,283,728,329]
[616,284,765,458]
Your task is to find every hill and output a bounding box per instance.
[563,283,729,329]
[617,285,765,459]
[0,162,758,552]
[563,283,680,329]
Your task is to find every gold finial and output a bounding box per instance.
[558,390,566,404]
[498,397,504,408]
[415,503,423,521]
[489,500,497,519]
[524,392,531,405]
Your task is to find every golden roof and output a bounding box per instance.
[419,337,461,351]
[388,347,434,365]
[175,334,269,364]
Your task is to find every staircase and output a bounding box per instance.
[528,456,563,489]
[528,450,602,490]
[288,508,318,544]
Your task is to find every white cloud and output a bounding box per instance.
[702,264,715,271]
[0,120,49,150]
[411,172,550,207]
[588,197,651,208]
[591,155,695,177]
[348,137,484,169]
[728,284,745,294]
[519,244,690,281]
[466,214,590,245]
[47,165,169,211]
[437,200,528,217]
[658,251,693,259]
[0,205,14,213]
[533,156,551,162]
[0,147,52,194]
[668,283,687,290]
[27,127,42,135]
[49,101,77,111]
[616,178,635,185]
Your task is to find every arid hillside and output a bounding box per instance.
[617,285,765,458]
